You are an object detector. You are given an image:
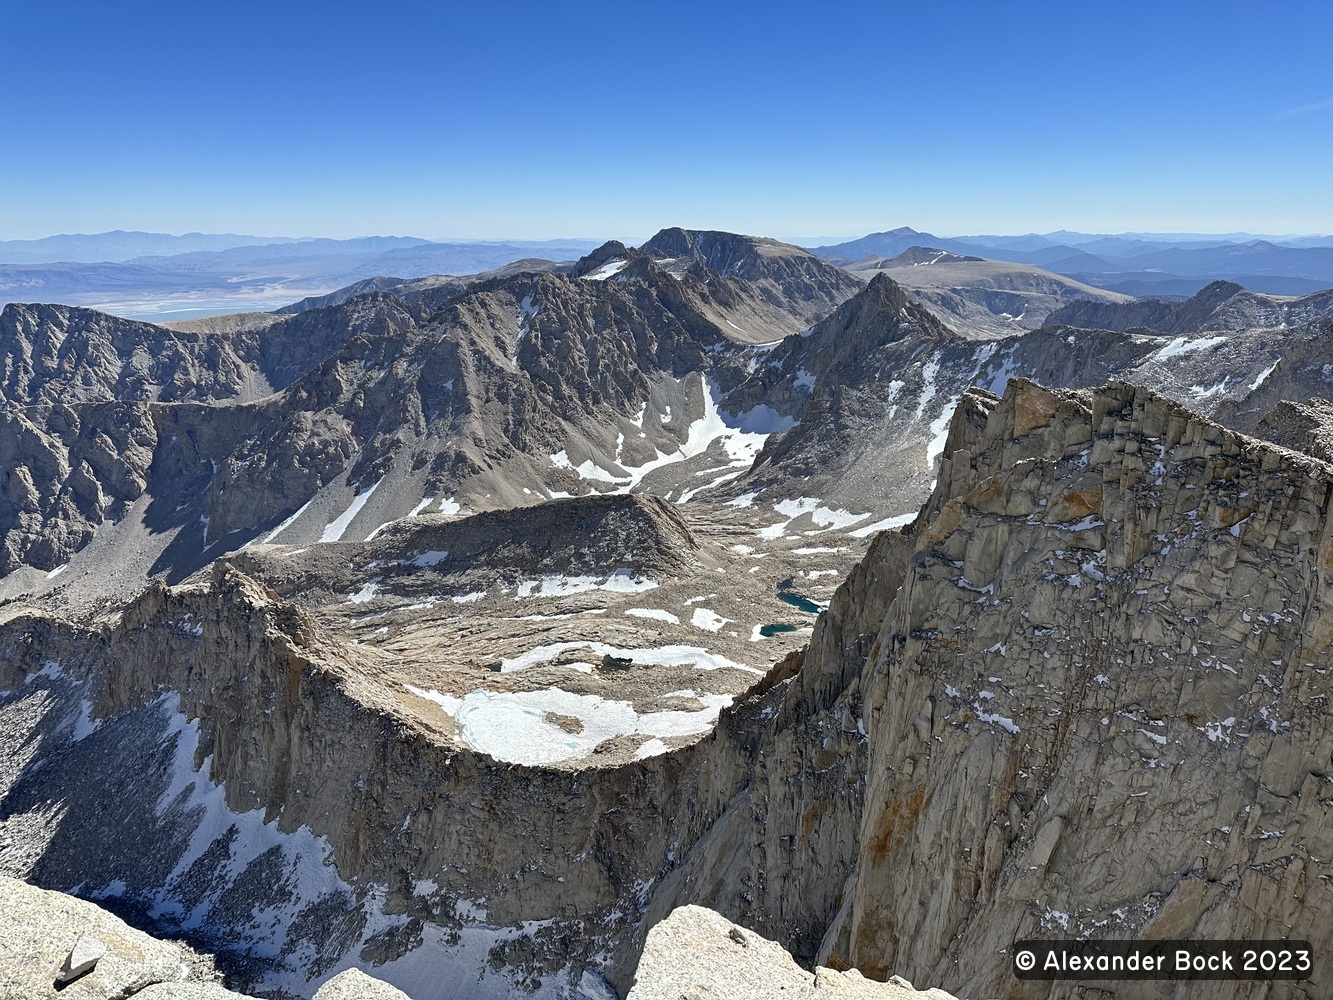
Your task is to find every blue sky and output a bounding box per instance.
[2,0,1331,240]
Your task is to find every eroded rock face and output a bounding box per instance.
[0,400,158,572]
[0,541,878,996]
[821,379,1333,996]
[1255,398,1333,463]
[0,297,416,407]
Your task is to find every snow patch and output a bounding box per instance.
[625,608,681,624]
[849,512,917,538]
[499,641,757,675]
[582,259,629,281]
[320,480,382,543]
[926,400,958,469]
[515,570,658,599]
[1156,335,1227,359]
[690,608,730,632]
[348,580,380,604]
[411,686,733,765]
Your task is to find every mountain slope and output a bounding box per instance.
[0,295,421,406]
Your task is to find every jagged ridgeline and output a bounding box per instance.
[3,228,1333,998]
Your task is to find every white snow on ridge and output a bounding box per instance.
[517,293,539,338]
[406,684,464,716]
[635,739,670,759]
[1157,335,1227,359]
[1191,378,1229,398]
[410,685,734,765]
[721,402,796,436]
[550,450,628,485]
[981,347,1018,396]
[548,375,794,496]
[767,497,870,534]
[261,499,314,544]
[913,358,940,420]
[1250,361,1279,391]
[582,259,629,281]
[348,580,380,604]
[320,480,383,543]
[849,512,917,538]
[676,470,744,504]
[926,400,958,470]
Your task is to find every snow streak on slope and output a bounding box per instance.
[549,374,796,498]
[10,675,618,1000]
[321,480,383,543]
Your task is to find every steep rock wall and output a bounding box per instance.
[823,379,1333,998]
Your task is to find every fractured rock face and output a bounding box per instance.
[1255,397,1333,463]
[815,379,1333,996]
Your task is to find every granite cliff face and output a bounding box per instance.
[818,379,1333,996]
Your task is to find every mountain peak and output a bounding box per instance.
[884,246,984,266]
[640,228,810,269]
[569,239,643,278]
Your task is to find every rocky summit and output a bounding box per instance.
[1,226,1332,999]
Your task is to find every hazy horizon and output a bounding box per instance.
[1,226,1330,247]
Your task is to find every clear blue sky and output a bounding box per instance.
[2,0,1331,240]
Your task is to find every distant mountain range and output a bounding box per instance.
[0,231,604,265]
[0,234,607,319]
[812,227,1333,296]
[2,226,1331,322]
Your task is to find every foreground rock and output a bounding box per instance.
[0,874,235,998]
[312,968,412,999]
[627,905,954,1000]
